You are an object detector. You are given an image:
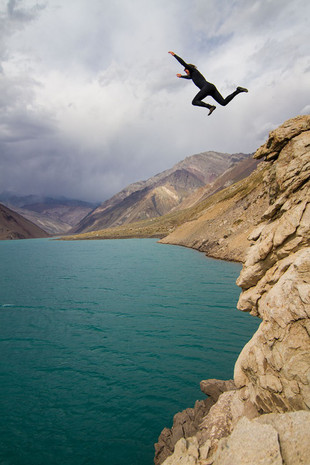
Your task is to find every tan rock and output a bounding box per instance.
[234,116,310,414]
[199,379,236,402]
[273,202,306,248]
[198,389,258,450]
[256,411,310,465]
[254,114,310,159]
[212,411,310,465]
[162,437,199,465]
[213,416,282,465]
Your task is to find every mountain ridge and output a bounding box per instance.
[71,151,252,234]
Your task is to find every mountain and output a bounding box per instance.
[62,155,262,250]
[71,151,253,234]
[0,194,96,235]
[171,155,260,212]
[0,203,49,240]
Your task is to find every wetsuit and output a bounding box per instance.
[173,54,243,109]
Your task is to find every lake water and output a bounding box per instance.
[0,238,259,465]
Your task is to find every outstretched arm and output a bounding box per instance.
[177,73,191,80]
[168,51,189,68]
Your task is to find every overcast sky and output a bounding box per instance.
[0,0,309,202]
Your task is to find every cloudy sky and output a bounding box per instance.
[1,0,309,202]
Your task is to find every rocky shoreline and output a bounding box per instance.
[154,115,310,465]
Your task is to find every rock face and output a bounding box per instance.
[235,114,310,413]
[155,115,310,465]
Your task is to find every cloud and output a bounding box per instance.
[0,0,310,202]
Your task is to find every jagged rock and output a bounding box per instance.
[159,436,212,465]
[161,410,310,465]
[154,398,215,465]
[158,386,259,465]
[154,380,237,465]
[162,437,200,465]
[235,115,310,413]
[199,379,236,402]
[197,389,259,452]
[254,114,310,160]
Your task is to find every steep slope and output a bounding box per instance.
[0,194,95,234]
[159,162,268,262]
[61,158,265,254]
[172,156,260,211]
[154,115,310,465]
[72,151,251,234]
[0,203,49,240]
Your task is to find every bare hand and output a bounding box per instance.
[176,73,182,78]
[168,51,175,56]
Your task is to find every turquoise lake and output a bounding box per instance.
[0,238,259,465]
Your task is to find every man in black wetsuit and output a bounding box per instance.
[168,51,248,116]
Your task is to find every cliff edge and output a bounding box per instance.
[154,115,310,465]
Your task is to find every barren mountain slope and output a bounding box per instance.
[0,203,49,240]
[62,158,267,258]
[159,162,269,262]
[0,195,95,235]
[71,151,251,234]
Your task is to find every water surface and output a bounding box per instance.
[0,238,259,465]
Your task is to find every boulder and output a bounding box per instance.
[213,411,310,465]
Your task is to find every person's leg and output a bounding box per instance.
[192,84,217,115]
[210,86,247,106]
[192,87,213,109]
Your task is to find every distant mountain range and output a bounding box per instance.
[0,151,259,240]
[71,151,255,234]
[0,203,49,240]
[0,194,97,235]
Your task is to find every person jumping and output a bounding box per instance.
[168,51,248,116]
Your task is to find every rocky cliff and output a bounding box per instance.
[154,115,310,465]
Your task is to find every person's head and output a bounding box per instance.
[184,64,196,75]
